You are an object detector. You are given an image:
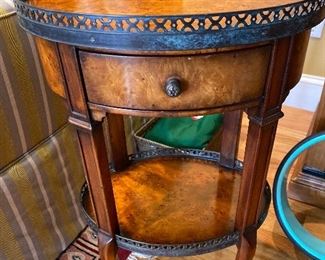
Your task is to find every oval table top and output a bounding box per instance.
[21,0,306,15]
[14,0,325,50]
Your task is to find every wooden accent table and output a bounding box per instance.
[14,1,325,259]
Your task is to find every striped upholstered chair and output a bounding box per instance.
[0,1,87,259]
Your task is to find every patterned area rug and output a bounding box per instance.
[58,227,130,260]
[58,227,156,260]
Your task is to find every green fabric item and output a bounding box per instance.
[144,114,223,149]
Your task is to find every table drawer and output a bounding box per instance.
[80,46,271,111]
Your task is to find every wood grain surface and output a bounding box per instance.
[80,46,271,111]
[83,107,324,259]
[87,158,243,244]
[26,0,301,15]
[220,111,242,168]
[158,106,322,260]
[34,37,66,98]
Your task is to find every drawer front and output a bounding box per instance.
[80,46,271,111]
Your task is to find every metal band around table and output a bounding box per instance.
[14,0,325,51]
[80,149,271,257]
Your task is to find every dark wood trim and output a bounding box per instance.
[77,127,119,260]
[88,99,261,118]
[235,36,293,259]
[105,114,130,172]
[57,44,90,122]
[220,110,242,168]
[58,43,119,260]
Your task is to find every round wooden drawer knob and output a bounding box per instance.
[165,77,182,97]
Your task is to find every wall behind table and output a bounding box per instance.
[284,30,324,111]
[303,32,325,77]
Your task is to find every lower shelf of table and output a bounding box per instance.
[81,149,271,256]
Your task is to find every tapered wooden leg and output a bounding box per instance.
[77,122,119,260]
[236,229,257,260]
[234,35,293,259]
[235,117,278,260]
[99,230,118,260]
[220,110,242,168]
[105,113,130,172]
[58,43,119,259]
